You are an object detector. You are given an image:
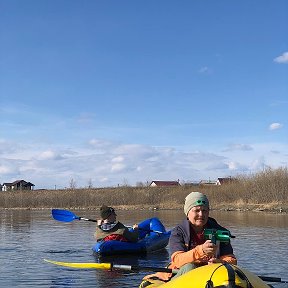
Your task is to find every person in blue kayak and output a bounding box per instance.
[94,205,139,242]
[139,192,237,287]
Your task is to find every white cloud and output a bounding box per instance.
[269,123,283,130]
[111,156,124,163]
[0,165,13,174]
[274,52,288,64]
[111,162,126,172]
[37,150,63,160]
[223,143,253,152]
[0,137,287,189]
[227,162,237,170]
[250,158,266,171]
[227,161,249,172]
[89,139,113,148]
[199,66,213,74]
[99,177,109,183]
[206,162,229,170]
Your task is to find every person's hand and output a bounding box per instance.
[97,219,103,226]
[202,240,217,257]
[132,224,138,230]
[208,257,222,264]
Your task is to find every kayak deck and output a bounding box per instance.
[92,217,171,256]
[143,263,272,288]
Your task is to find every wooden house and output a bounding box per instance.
[2,180,35,191]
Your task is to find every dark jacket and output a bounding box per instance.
[95,221,139,243]
[139,217,236,284]
[169,217,234,258]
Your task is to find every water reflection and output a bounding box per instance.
[0,209,33,231]
[0,209,287,287]
[94,248,169,265]
[210,210,288,228]
[92,249,171,288]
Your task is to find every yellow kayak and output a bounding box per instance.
[44,259,275,287]
[143,263,271,288]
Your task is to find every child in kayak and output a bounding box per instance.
[95,205,139,242]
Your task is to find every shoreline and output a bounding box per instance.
[1,203,287,214]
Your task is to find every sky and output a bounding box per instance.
[0,1,287,189]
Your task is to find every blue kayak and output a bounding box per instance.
[92,217,171,255]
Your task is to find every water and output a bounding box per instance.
[0,209,287,287]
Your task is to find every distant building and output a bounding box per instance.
[199,179,217,186]
[216,177,237,185]
[183,181,200,187]
[149,180,180,187]
[2,180,35,191]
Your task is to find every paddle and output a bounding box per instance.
[51,209,168,234]
[44,259,178,273]
[52,209,97,223]
[257,275,288,283]
[43,259,288,283]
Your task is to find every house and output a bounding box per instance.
[199,179,217,186]
[149,180,180,187]
[216,177,237,185]
[2,180,35,191]
[183,181,200,187]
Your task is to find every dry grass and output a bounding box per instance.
[1,167,287,212]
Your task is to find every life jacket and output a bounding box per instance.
[103,233,128,242]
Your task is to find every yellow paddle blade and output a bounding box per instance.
[44,259,112,269]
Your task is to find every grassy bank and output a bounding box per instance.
[1,168,287,213]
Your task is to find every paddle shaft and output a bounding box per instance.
[112,264,177,273]
[67,217,164,233]
[51,209,167,234]
[258,276,288,283]
[73,218,164,234]
[78,217,96,222]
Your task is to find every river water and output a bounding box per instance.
[0,209,287,287]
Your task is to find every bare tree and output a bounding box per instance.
[69,178,77,189]
[87,178,93,189]
[122,178,130,187]
[136,181,145,187]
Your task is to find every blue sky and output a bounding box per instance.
[1,1,287,189]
